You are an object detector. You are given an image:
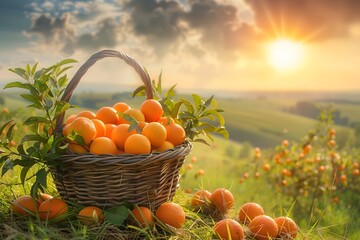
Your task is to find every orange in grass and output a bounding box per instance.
[11,195,38,216]
[38,193,53,204]
[153,141,174,152]
[140,99,163,122]
[119,108,145,124]
[91,119,106,138]
[209,188,234,214]
[96,106,119,124]
[124,134,151,154]
[130,206,154,227]
[77,110,96,119]
[78,206,105,225]
[165,123,186,146]
[104,123,117,138]
[213,219,244,240]
[274,216,298,239]
[111,124,137,149]
[63,117,97,145]
[142,122,167,147]
[68,143,88,154]
[90,137,118,155]
[249,215,279,240]
[38,198,68,221]
[155,202,185,228]
[191,190,211,210]
[239,202,265,225]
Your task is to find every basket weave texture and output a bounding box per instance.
[52,50,192,209]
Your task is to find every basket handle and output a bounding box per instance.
[55,49,153,132]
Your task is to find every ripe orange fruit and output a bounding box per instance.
[209,188,234,214]
[153,141,174,152]
[130,206,154,228]
[274,216,298,239]
[113,102,131,113]
[119,108,145,124]
[68,143,88,154]
[96,106,119,124]
[90,137,118,155]
[104,123,117,138]
[155,202,185,228]
[91,119,106,138]
[239,202,265,224]
[63,117,97,145]
[11,195,38,216]
[249,215,279,240]
[77,110,96,119]
[38,198,68,221]
[213,219,244,240]
[38,193,53,204]
[65,114,77,125]
[78,206,105,225]
[191,190,211,209]
[165,123,186,146]
[140,99,163,122]
[158,116,175,126]
[111,124,137,150]
[124,134,151,154]
[137,121,148,130]
[142,122,167,147]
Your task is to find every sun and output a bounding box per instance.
[267,38,303,71]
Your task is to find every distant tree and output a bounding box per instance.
[0,96,4,105]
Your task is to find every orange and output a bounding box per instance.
[104,124,117,138]
[140,99,163,122]
[158,116,175,126]
[113,102,131,113]
[63,117,97,145]
[124,134,151,154]
[274,216,298,239]
[213,219,244,240]
[155,202,185,228]
[90,137,118,155]
[111,124,137,150]
[165,123,186,146]
[191,190,211,209]
[238,202,265,225]
[37,193,53,204]
[68,143,88,154]
[137,121,148,130]
[130,206,154,228]
[65,114,77,125]
[119,108,145,124]
[38,198,68,221]
[249,215,279,240]
[153,141,174,152]
[77,110,96,119]
[11,195,38,216]
[96,106,119,124]
[142,122,167,147]
[91,119,106,138]
[209,188,234,214]
[78,206,105,225]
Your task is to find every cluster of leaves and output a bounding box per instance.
[241,107,360,223]
[0,60,77,196]
[133,73,229,145]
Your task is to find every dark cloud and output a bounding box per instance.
[245,0,360,40]
[77,18,118,50]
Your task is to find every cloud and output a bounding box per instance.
[245,0,360,40]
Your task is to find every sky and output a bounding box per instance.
[1,0,360,93]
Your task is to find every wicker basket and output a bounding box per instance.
[52,50,192,209]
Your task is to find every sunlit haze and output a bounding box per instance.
[267,39,303,71]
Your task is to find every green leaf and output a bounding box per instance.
[0,121,14,137]
[36,168,48,188]
[8,68,27,79]
[6,123,16,139]
[20,166,32,185]
[1,159,13,176]
[192,94,203,111]
[104,206,129,226]
[20,94,41,105]
[31,62,39,75]
[4,81,33,91]
[23,116,50,125]
[21,134,47,143]
[58,59,77,66]
[132,85,146,97]
[204,95,214,108]
[26,64,31,74]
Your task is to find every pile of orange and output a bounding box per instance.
[11,194,69,222]
[190,188,299,240]
[63,99,186,155]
